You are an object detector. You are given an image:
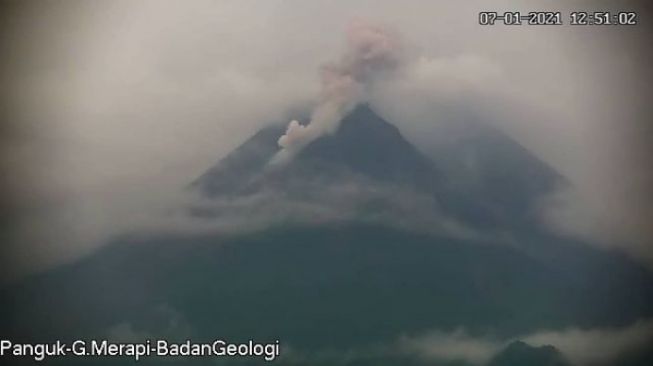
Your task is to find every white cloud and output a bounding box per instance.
[399,328,502,365]
[524,319,653,366]
[400,318,653,365]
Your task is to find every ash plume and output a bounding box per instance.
[273,20,403,164]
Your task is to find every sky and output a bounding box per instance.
[0,0,652,279]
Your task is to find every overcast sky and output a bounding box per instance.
[0,0,651,280]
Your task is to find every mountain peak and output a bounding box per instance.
[296,104,441,189]
[194,104,441,197]
[339,104,397,131]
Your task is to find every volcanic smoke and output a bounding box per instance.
[272,20,403,164]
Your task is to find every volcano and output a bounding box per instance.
[1,105,653,366]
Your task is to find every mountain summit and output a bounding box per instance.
[194,104,442,198]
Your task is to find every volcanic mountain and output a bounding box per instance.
[1,105,652,366]
[193,104,560,231]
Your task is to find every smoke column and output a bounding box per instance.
[273,20,403,164]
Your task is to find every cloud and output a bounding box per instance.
[106,304,193,343]
[399,318,653,365]
[366,7,653,264]
[398,328,502,365]
[273,318,653,365]
[523,319,653,366]
[537,184,653,265]
[130,176,485,247]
